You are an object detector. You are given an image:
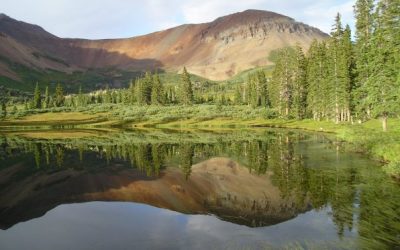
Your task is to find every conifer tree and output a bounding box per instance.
[234,86,242,105]
[143,72,153,104]
[258,70,269,107]
[54,83,65,107]
[362,0,400,131]
[0,101,6,120]
[43,86,50,109]
[354,0,375,119]
[180,67,194,105]
[270,47,295,117]
[248,74,258,108]
[308,41,330,120]
[327,13,352,123]
[151,73,164,105]
[292,45,308,119]
[33,82,41,109]
[135,78,145,105]
[77,85,85,107]
[128,80,136,104]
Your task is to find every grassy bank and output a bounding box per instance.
[1,104,399,178]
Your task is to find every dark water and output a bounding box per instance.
[0,129,399,249]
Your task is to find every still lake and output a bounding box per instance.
[0,129,399,249]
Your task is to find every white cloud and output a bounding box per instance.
[0,0,356,39]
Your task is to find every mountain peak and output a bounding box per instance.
[0,10,327,81]
[212,9,293,24]
[0,13,9,19]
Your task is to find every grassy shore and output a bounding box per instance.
[1,104,399,178]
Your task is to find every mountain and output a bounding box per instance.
[0,157,309,229]
[0,10,327,86]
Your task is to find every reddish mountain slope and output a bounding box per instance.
[0,10,328,81]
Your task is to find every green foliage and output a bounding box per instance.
[270,46,307,119]
[43,86,50,109]
[151,73,165,105]
[54,83,65,107]
[179,67,194,105]
[0,101,6,120]
[33,82,42,109]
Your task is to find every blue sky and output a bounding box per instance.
[1,0,355,39]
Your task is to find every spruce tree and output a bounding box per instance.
[151,73,164,105]
[363,0,400,131]
[54,83,65,107]
[270,47,295,117]
[0,101,6,120]
[135,78,145,105]
[354,0,375,119]
[143,72,153,104]
[258,70,269,107]
[307,40,330,120]
[43,86,50,109]
[33,82,41,109]
[292,45,308,119]
[234,86,242,105]
[180,67,194,105]
[77,85,85,107]
[327,13,352,123]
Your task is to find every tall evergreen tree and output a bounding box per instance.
[327,13,352,123]
[43,86,50,109]
[258,70,269,107]
[292,45,308,119]
[307,40,330,120]
[143,72,153,104]
[270,47,296,117]
[77,85,85,107]
[354,0,375,119]
[54,83,65,107]
[362,0,400,131]
[135,78,146,105]
[234,86,242,105]
[151,73,164,105]
[0,101,6,120]
[33,82,41,109]
[180,67,194,105]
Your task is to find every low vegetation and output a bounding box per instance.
[0,0,398,177]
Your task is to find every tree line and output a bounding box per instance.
[2,0,398,131]
[269,0,399,131]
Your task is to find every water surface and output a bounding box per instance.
[0,129,398,249]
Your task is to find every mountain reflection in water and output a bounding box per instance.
[0,129,399,249]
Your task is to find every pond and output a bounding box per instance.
[0,129,399,249]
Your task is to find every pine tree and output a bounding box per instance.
[180,67,194,105]
[270,47,296,117]
[54,83,65,107]
[248,74,259,108]
[135,78,145,105]
[354,0,375,119]
[43,86,50,108]
[327,13,352,123]
[234,86,242,105]
[307,40,330,120]
[0,101,6,120]
[77,85,85,107]
[258,70,269,107]
[128,80,136,104]
[143,72,153,104]
[33,82,41,109]
[292,45,308,119]
[151,73,164,105]
[363,0,400,131]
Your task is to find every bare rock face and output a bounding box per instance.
[0,10,328,81]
